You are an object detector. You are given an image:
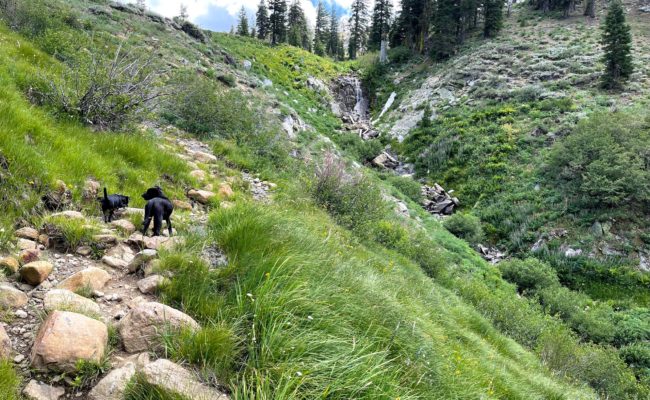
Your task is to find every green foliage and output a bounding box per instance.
[333,133,383,162]
[499,258,560,293]
[43,216,98,251]
[601,1,633,89]
[388,46,412,64]
[71,358,110,389]
[620,343,650,382]
[614,308,650,346]
[545,111,650,208]
[0,360,20,400]
[124,375,188,400]
[311,155,386,235]
[387,175,422,203]
[443,213,484,245]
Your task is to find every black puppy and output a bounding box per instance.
[98,187,129,223]
[142,186,174,237]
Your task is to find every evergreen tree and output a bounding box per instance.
[287,1,310,50]
[179,4,188,21]
[327,7,340,57]
[251,26,257,37]
[483,0,503,37]
[269,0,288,44]
[348,0,368,59]
[431,0,460,59]
[256,0,270,40]
[237,6,250,36]
[584,0,596,18]
[135,0,145,9]
[314,1,329,55]
[395,0,429,52]
[369,0,392,51]
[601,1,633,89]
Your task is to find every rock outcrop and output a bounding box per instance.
[421,184,459,216]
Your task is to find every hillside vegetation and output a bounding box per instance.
[0,1,648,399]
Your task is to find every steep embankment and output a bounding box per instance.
[0,1,645,399]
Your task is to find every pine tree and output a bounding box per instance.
[268,0,288,45]
[483,0,503,37]
[287,1,310,50]
[348,0,368,59]
[237,6,250,36]
[584,0,596,18]
[431,0,460,59]
[395,0,429,53]
[601,1,633,89]
[313,1,329,55]
[256,0,270,41]
[369,0,392,51]
[327,7,340,57]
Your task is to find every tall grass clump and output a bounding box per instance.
[0,360,21,400]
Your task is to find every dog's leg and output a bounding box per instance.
[142,208,151,236]
[166,217,173,237]
[153,215,163,237]
[108,209,114,223]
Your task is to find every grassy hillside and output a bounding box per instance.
[0,1,648,399]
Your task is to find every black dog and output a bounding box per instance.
[142,186,174,237]
[98,187,129,223]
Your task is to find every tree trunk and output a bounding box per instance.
[584,0,596,17]
[380,40,388,63]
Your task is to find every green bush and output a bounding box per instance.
[443,213,484,245]
[614,308,650,345]
[311,154,386,235]
[545,111,650,208]
[373,220,408,249]
[388,46,413,64]
[498,258,560,293]
[0,360,20,400]
[387,175,422,203]
[620,342,650,380]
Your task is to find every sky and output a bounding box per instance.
[142,0,353,33]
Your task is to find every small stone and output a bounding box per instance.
[14,354,25,363]
[110,220,136,235]
[23,380,65,400]
[88,362,136,400]
[17,238,38,250]
[38,234,50,248]
[187,189,216,204]
[127,250,158,273]
[102,256,128,270]
[190,150,217,163]
[0,256,20,274]
[57,267,111,293]
[136,275,166,294]
[44,289,101,316]
[140,359,228,400]
[0,325,11,359]
[218,183,234,199]
[189,169,206,181]
[20,261,53,285]
[15,227,40,241]
[93,234,118,246]
[50,211,84,220]
[15,309,28,319]
[18,249,41,265]
[172,200,192,210]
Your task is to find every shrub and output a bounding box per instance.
[388,46,412,64]
[614,308,650,345]
[373,220,408,249]
[620,343,650,380]
[0,0,51,37]
[498,257,560,293]
[180,20,206,42]
[443,213,484,245]
[545,111,650,208]
[387,176,422,203]
[311,154,386,235]
[40,43,164,130]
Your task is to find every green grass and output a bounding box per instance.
[158,201,595,399]
[0,360,21,400]
[0,23,191,249]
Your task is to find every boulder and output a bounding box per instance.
[50,211,84,220]
[137,275,166,294]
[22,380,65,400]
[20,261,53,285]
[38,234,50,248]
[0,256,20,274]
[242,59,252,70]
[189,169,206,181]
[127,250,158,273]
[102,256,128,270]
[421,183,459,216]
[31,311,108,372]
[218,183,235,199]
[140,359,229,400]
[105,243,135,264]
[44,289,101,317]
[83,179,101,201]
[187,189,216,204]
[0,324,11,359]
[172,200,192,210]
[125,232,146,247]
[0,284,27,309]
[93,234,118,246]
[372,152,399,169]
[57,267,111,292]
[110,220,136,235]
[18,249,41,265]
[190,151,217,163]
[118,302,199,353]
[88,362,136,400]
[76,246,93,256]
[15,227,39,241]
[17,238,38,251]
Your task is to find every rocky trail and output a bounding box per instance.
[0,131,274,399]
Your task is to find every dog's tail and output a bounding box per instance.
[103,187,108,200]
